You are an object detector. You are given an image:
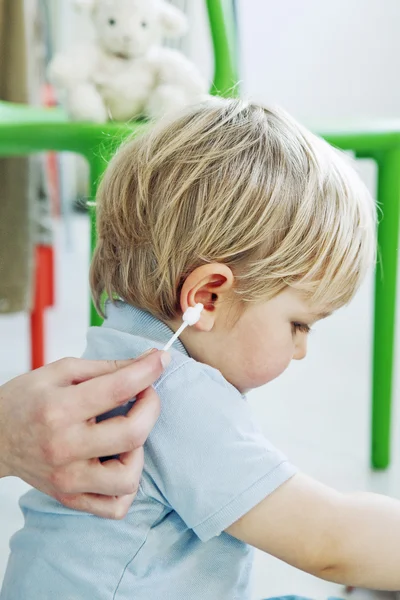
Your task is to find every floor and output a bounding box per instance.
[0,214,399,600]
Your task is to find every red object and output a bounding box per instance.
[29,83,59,370]
[47,152,60,217]
[30,245,54,370]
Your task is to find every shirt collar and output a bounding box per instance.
[103,300,189,356]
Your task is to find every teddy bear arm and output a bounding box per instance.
[67,83,108,122]
[152,49,208,96]
[48,46,97,90]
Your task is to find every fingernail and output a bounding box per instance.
[160,351,171,369]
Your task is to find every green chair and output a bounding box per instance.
[320,125,400,470]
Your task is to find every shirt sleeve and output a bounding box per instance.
[142,360,297,542]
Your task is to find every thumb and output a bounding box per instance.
[52,349,159,386]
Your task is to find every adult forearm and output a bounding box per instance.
[320,491,400,590]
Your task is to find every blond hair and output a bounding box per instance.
[90,98,376,320]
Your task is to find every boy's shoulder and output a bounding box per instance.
[156,353,242,411]
[84,321,242,402]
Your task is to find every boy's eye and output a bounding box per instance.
[108,18,116,26]
[292,322,311,335]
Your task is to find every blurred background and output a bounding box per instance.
[0,1,399,598]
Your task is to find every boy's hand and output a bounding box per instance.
[226,473,400,590]
[0,351,169,519]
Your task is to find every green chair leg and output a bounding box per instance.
[371,149,400,469]
[88,152,110,328]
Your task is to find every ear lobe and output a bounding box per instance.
[159,1,188,38]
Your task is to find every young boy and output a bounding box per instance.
[4,98,396,600]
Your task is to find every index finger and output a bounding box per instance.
[64,350,168,422]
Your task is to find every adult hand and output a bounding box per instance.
[0,350,169,518]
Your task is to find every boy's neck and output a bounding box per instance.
[165,317,209,364]
[165,316,243,392]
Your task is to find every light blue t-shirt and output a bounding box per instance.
[1,301,296,600]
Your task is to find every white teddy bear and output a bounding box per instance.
[49,0,208,122]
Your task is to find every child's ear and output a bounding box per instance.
[180,264,234,332]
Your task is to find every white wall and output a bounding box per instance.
[239,0,400,125]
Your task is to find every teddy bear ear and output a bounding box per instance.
[72,0,96,13]
[159,2,188,38]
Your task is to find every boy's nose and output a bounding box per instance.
[293,338,308,361]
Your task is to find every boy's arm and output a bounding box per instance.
[226,473,400,590]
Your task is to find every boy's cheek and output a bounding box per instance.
[241,349,292,390]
